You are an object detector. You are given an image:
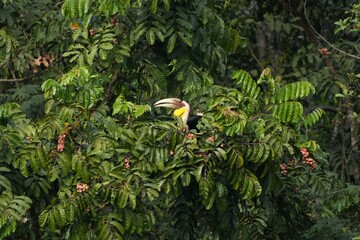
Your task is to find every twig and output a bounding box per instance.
[304,0,360,61]
[308,185,360,201]
[247,42,264,71]
[0,78,26,82]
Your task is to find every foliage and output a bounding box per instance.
[0,190,32,239]
[335,2,360,34]
[1,61,346,239]
[267,148,360,239]
[0,0,72,119]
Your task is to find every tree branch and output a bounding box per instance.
[247,43,264,71]
[0,78,26,82]
[304,0,360,61]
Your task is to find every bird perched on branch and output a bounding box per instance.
[154,98,202,131]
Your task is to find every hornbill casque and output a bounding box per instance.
[154,98,202,131]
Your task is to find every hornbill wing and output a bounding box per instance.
[187,115,202,131]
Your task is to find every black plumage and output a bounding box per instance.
[187,115,202,131]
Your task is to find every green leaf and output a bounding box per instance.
[172,168,186,184]
[272,101,304,123]
[146,28,156,45]
[38,210,49,227]
[100,42,114,50]
[0,175,11,190]
[177,31,192,47]
[277,81,315,103]
[163,0,170,11]
[62,50,81,57]
[154,28,164,42]
[150,0,158,14]
[214,147,227,160]
[232,70,261,99]
[303,108,325,128]
[199,177,209,199]
[85,46,98,65]
[203,191,216,210]
[128,189,137,209]
[192,164,204,182]
[0,103,20,118]
[117,190,129,208]
[180,171,191,186]
[62,0,90,19]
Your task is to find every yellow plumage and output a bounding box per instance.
[174,107,186,117]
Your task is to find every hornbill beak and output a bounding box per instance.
[154,98,182,109]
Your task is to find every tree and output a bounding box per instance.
[0,0,71,118]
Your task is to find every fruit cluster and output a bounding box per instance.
[280,148,318,176]
[300,148,317,170]
[76,183,89,193]
[111,17,119,26]
[186,133,196,139]
[198,152,208,158]
[280,159,297,176]
[207,136,215,142]
[57,123,72,152]
[89,28,95,37]
[26,135,33,142]
[124,157,131,169]
[57,133,67,152]
[280,163,288,176]
[319,47,330,56]
[288,159,296,167]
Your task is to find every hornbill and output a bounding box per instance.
[154,98,202,130]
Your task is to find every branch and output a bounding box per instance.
[304,0,360,61]
[308,185,360,201]
[247,42,264,71]
[0,78,26,82]
[305,105,338,114]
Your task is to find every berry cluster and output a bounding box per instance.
[186,133,196,139]
[57,133,67,152]
[288,159,296,167]
[178,127,187,133]
[57,124,72,152]
[280,163,288,176]
[124,157,131,169]
[319,47,331,56]
[111,17,119,26]
[300,148,309,158]
[26,135,33,142]
[301,148,317,170]
[198,152,208,158]
[280,148,318,176]
[207,136,215,142]
[76,183,89,193]
[89,28,96,37]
